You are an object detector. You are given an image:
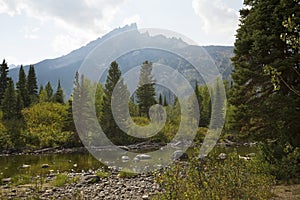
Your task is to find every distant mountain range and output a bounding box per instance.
[9,24,234,98]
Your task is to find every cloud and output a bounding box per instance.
[22,26,40,39]
[0,0,127,54]
[192,0,239,38]
[122,14,141,26]
[0,0,126,33]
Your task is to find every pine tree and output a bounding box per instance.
[54,80,64,104]
[0,59,9,105]
[199,85,211,127]
[45,81,53,102]
[16,65,30,107]
[136,61,156,118]
[194,81,202,126]
[1,78,16,120]
[230,0,300,146]
[158,94,163,105]
[100,61,131,145]
[27,65,38,104]
[163,95,168,107]
[210,78,226,130]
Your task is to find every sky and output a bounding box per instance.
[0,0,244,67]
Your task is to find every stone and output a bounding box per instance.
[219,153,226,160]
[171,150,188,161]
[20,164,31,169]
[81,175,100,184]
[42,164,49,168]
[2,178,11,183]
[121,156,130,161]
[135,154,151,160]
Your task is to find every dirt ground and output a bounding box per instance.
[273,184,300,200]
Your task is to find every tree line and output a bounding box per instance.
[0,59,220,151]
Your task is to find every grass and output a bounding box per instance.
[51,173,68,187]
[96,171,110,178]
[11,174,33,186]
[117,171,137,178]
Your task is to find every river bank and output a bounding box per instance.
[0,171,160,200]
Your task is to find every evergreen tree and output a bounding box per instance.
[27,65,38,104]
[136,61,156,118]
[39,85,44,95]
[199,85,211,127]
[16,65,30,107]
[1,78,16,120]
[45,81,53,102]
[230,0,300,147]
[101,61,131,145]
[210,78,226,130]
[194,81,202,127]
[0,59,9,105]
[54,80,64,104]
[158,94,163,105]
[163,95,168,107]
[15,92,24,119]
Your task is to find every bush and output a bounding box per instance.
[154,151,275,200]
[260,142,300,183]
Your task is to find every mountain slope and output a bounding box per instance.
[9,24,234,97]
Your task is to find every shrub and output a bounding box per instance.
[154,151,275,200]
[259,142,300,183]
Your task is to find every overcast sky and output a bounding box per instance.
[0,0,243,66]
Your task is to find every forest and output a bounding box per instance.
[0,0,299,199]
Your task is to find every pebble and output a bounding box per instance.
[0,172,161,200]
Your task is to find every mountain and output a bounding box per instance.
[9,24,234,98]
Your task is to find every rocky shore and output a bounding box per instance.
[0,172,161,200]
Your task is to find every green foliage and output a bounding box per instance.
[16,65,30,108]
[27,65,38,104]
[11,174,32,186]
[198,84,211,127]
[136,61,156,118]
[22,102,72,148]
[0,59,9,105]
[154,151,275,200]
[54,80,65,104]
[0,113,11,150]
[230,0,300,181]
[259,142,300,182]
[96,170,110,178]
[100,61,133,145]
[51,173,68,187]
[1,78,17,120]
[44,81,53,102]
[117,170,137,178]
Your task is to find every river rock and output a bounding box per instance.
[81,175,100,184]
[121,156,130,161]
[219,153,226,160]
[20,164,31,169]
[2,178,11,183]
[171,150,188,161]
[135,154,151,160]
[42,164,49,168]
